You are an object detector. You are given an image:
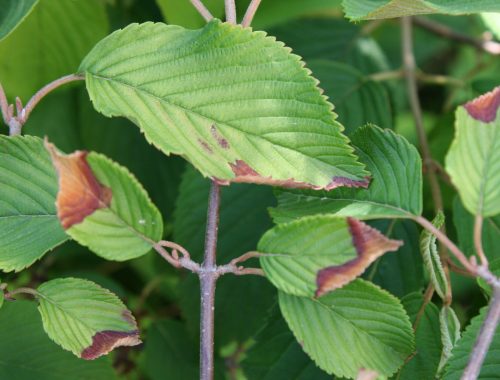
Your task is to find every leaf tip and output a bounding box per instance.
[463,86,500,123]
[315,218,402,297]
[44,140,112,229]
[80,330,141,360]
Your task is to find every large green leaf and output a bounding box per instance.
[37,278,140,359]
[398,293,442,380]
[259,214,401,298]
[174,167,275,347]
[308,60,393,135]
[79,20,368,190]
[47,145,163,261]
[279,280,414,378]
[0,0,38,41]
[270,126,422,223]
[343,0,500,20]
[0,135,68,272]
[420,212,448,300]
[242,308,330,380]
[0,301,116,379]
[0,0,108,99]
[444,306,500,379]
[445,87,500,217]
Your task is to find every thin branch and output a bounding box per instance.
[4,287,39,299]
[474,215,489,267]
[190,0,214,22]
[462,287,500,379]
[230,251,263,265]
[225,0,237,24]
[200,180,221,380]
[22,74,84,123]
[414,215,477,275]
[241,0,262,27]
[401,17,443,213]
[413,16,500,56]
[158,240,191,259]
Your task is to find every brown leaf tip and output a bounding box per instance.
[315,218,402,297]
[80,330,141,360]
[227,160,370,191]
[464,86,500,123]
[45,140,112,229]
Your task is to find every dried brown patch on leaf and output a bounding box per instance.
[45,141,112,229]
[81,330,141,360]
[220,160,370,190]
[210,125,230,149]
[198,138,213,154]
[464,86,500,123]
[315,218,402,297]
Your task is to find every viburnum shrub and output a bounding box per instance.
[0,1,500,379]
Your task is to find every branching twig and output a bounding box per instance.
[225,0,237,24]
[241,0,262,27]
[413,16,500,56]
[190,0,214,21]
[0,74,83,136]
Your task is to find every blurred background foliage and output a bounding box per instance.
[0,0,499,378]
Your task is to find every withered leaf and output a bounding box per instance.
[45,140,112,229]
[315,218,402,297]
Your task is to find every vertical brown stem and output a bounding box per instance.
[200,180,221,380]
[462,287,500,379]
[401,17,443,213]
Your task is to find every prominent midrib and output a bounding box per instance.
[87,72,362,180]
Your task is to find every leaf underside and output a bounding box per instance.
[270,125,422,223]
[343,0,500,20]
[37,278,141,360]
[80,20,369,190]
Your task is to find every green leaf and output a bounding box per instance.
[307,60,393,135]
[0,0,108,99]
[270,125,422,223]
[420,212,448,300]
[0,0,38,41]
[343,0,500,20]
[398,293,442,380]
[0,301,117,379]
[0,290,3,310]
[259,215,402,298]
[444,306,500,379]
[156,0,224,29]
[0,135,68,272]
[144,319,199,380]
[79,20,369,190]
[453,197,500,260]
[46,144,163,261]
[174,167,276,346]
[437,306,461,376]
[242,308,330,380]
[445,87,500,217]
[37,277,141,359]
[279,280,414,378]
